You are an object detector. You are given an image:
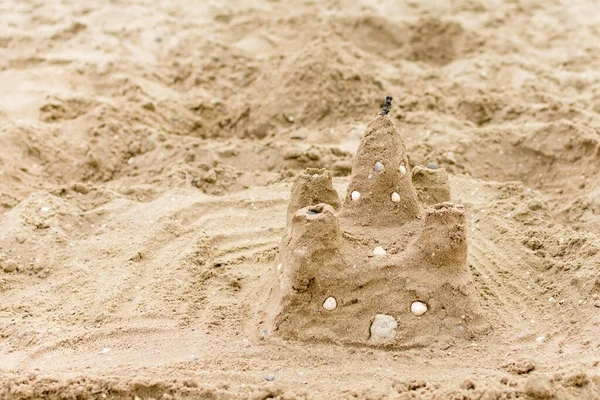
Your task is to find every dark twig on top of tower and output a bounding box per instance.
[380,96,393,116]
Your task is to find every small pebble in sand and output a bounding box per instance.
[276,263,282,272]
[374,161,384,172]
[142,102,155,111]
[323,297,337,311]
[265,375,275,381]
[391,192,401,203]
[427,163,437,170]
[460,379,476,390]
[411,301,428,316]
[3,259,18,273]
[351,191,361,201]
[399,165,407,176]
[548,297,555,303]
[312,173,319,178]
[373,246,386,256]
[525,374,553,398]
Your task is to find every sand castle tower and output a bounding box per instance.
[285,168,341,225]
[412,165,451,206]
[340,116,420,226]
[262,99,484,348]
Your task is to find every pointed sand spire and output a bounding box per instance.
[341,115,421,226]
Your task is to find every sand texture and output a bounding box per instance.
[1,0,600,399]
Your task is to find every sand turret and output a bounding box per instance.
[412,165,451,206]
[341,116,421,226]
[280,204,344,296]
[286,168,341,225]
[410,202,467,268]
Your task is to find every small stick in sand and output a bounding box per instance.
[380,95,393,116]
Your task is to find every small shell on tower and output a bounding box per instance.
[323,297,337,311]
[373,246,387,256]
[411,301,428,316]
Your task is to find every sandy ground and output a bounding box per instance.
[1,0,600,398]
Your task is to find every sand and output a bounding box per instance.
[1,0,600,398]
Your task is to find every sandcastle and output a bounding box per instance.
[262,105,484,348]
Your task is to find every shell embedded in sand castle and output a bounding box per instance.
[265,114,484,348]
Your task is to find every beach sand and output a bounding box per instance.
[1,0,600,398]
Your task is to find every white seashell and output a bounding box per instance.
[323,297,337,311]
[411,301,428,316]
[399,165,407,176]
[277,263,282,272]
[391,192,400,203]
[312,173,319,178]
[374,161,385,172]
[373,246,386,256]
[351,191,361,201]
